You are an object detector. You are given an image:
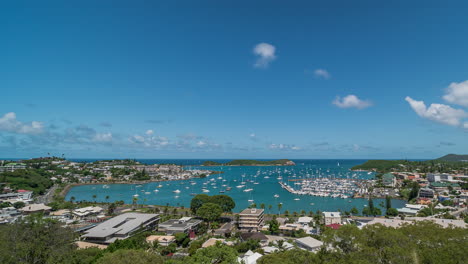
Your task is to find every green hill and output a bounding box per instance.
[436,154,468,162]
[202,159,295,166]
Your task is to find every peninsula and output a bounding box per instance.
[202,159,295,166]
[351,154,468,173]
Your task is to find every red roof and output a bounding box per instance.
[326,224,342,230]
[17,189,29,193]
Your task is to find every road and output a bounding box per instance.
[35,184,59,204]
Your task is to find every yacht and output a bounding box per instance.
[173,189,181,193]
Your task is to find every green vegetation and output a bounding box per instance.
[190,194,235,214]
[351,158,468,173]
[0,169,53,194]
[258,221,468,264]
[202,159,295,166]
[437,154,468,162]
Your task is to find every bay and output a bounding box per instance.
[66,159,407,213]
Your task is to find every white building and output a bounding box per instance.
[295,236,323,252]
[323,212,341,225]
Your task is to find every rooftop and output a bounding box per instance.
[83,213,159,239]
[240,208,264,216]
[296,236,323,249]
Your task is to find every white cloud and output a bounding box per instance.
[269,143,301,151]
[253,43,276,68]
[443,80,468,107]
[93,133,112,143]
[145,129,154,136]
[333,95,372,109]
[314,69,331,79]
[0,112,44,134]
[405,96,468,126]
[196,140,206,147]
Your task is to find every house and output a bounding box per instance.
[213,222,234,237]
[240,232,269,246]
[82,213,159,244]
[201,238,234,248]
[237,250,263,264]
[427,173,453,182]
[295,236,323,252]
[239,208,265,232]
[397,204,426,216]
[297,216,313,226]
[322,212,341,225]
[0,163,27,172]
[73,206,104,219]
[146,235,175,247]
[20,203,52,215]
[158,217,203,235]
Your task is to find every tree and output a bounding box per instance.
[385,195,392,210]
[260,203,265,210]
[96,249,164,264]
[277,203,282,215]
[174,233,190,247]
[196,203,222,229]
[108,203,116,215]
[92,194,97,202]
[268,204,272,214]
[386,208,398,217]
[211,195,236,213]
[0,214,76,264]
[105,195,110,203]
[12,201,25,209]
[187,244,238,264]
[268,216,280,234]
[350,207,359,215]
[70,196,76,203]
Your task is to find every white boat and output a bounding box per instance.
[102,185,110,189]
[243,188,253,192]
[236,185,245,188]
[173,189,181,193]
[202,189,210,193]
[274,194,279,198]
[153,189,159,192]
[248,199,254,203]
[133,194,139,197]
[294,198,300,201]
[157,185,163,188]
[145,192,151,195]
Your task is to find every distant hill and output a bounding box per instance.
[436,154,468,162]
[202,159,295,166]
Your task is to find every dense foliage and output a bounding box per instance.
[0,169,53,194]
[190,194,235,213]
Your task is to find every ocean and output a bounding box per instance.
[65,159,407,213]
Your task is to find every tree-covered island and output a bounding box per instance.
[202,159,296,166]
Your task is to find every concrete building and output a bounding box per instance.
[322,212,341,225]
[427,173,453,183]
[146,235,175,247]
[382,173,396,187]
[418,188,435,199]
[295,236,323,252]
[82,213,159,244]
[239,208,264,232]
[158,217,203,235]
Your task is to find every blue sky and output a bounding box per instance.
[1,0,468,159]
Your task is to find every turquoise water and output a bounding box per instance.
[66,159,406,213]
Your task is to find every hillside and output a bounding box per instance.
[436,154,468,162]
[202,159,295,166]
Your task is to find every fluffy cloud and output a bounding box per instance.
[0,112,44,134]
[314,69,331,79]
[405,96,468,126]
[253,43,276,68]
[443,80,468,107]
[333,95,372,109]
[146,129,154,136]
[93,133,113,143]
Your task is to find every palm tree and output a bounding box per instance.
[301,210,306,216]
[260,203,265,210]
[268,204,272,214]
[92,194,97,203]
[278,203,282,215]
[132,196,138,209]
[70,196,76,203]
[105,195,110,203]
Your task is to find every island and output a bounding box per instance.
[436,154,468,162]
[202,159,295,166]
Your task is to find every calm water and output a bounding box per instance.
[66,159,406,213]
